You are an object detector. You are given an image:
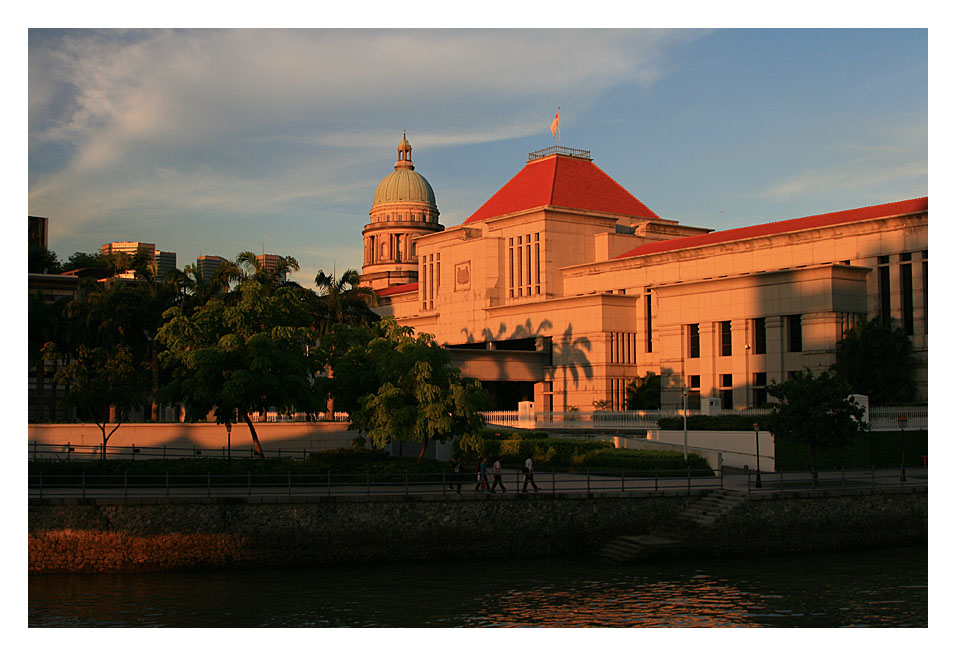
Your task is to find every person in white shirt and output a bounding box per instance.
[491,457,506,492]
[522,456,540,492]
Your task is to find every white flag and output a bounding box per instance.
[550,109,560,138]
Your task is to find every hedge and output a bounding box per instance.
[657,415,768,431]
[454,433,712,475]
[774,430,928,471]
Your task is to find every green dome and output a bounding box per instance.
[373,168,436,206]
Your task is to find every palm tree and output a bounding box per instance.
[236,251,300,292]
[183,259,240,311]
[313,268,379,338]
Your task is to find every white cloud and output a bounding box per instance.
[29,28,701,264]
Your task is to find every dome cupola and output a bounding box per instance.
[361,133,444,291]
[373,131,437,205]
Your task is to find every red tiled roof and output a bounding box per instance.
[464,154,660,224]
[615,197,928,260]
[378,282,419,297]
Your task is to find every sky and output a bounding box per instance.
[26,27,928,288]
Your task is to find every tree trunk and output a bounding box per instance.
[50,358,58,421]
[36,356,45,422]
[96,419,122,460]
[150,343,160,422]
[243,410,266,459]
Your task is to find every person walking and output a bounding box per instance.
[491,456,507,492]
[522,455,540,492]
[475,457,490,492]
[450,458,462,493]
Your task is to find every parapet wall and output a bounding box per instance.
[28,489,926,574]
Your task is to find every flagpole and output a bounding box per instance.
[558,106,561,150]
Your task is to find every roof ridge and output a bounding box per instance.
[615,197,928,260]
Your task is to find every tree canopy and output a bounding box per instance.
[767,369,867,476]
[322,317,489,461]
[52,285,154,456]
[832,317,917,405]
[157,280,324,457]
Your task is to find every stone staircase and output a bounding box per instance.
[599,489,748,564]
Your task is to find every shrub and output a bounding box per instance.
[568,448,712,476]
[774,430,927,470]
[454,434,616,469]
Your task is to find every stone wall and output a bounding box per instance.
[28,489,926,574]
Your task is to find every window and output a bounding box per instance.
[720,321,732,356]
[922,250,928,334]
[787,315,802,352]
[610,332,637,364]
[719,374,733,410]
[644,294,653,352]
[688,324,700,359]
[900,253,914,335]
[753,372,767,408]
[508,238,514,297]
[687,375,701,410]
[752,317,766,354]
[420,253,439,310]
[878,255,891,325]
[508,233,542,298]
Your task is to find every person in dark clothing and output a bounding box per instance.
[450,458,462,492]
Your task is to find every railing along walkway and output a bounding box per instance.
[29,468,721,500]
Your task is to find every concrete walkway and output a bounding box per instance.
[28,467,927,500]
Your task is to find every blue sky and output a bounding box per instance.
[28,28,927,287]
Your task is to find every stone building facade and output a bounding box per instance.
[367,142,928,412]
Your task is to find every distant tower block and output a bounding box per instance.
[361,133,444,290]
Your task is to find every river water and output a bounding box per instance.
[29,546,926,628]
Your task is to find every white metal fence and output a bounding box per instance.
[479,406,926,432]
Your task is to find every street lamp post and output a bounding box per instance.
[897,414,908,482]
[682,387,688,462]
[753,422,762,488]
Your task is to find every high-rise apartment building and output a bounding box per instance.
[28,216,49,250]
[256,253,289,283]
[197,254,229,281]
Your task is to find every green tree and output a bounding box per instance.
[767,369,867,480]
[832,317,917,405]
[626,372,661,410]
[55,343,150,458]
[235,251,300,293]
[313,268,379,339]
[322,317,489,462]
[28,246,61,274]
[182,258,239,311]
[28,291,70,421]
[157,280,323,458]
